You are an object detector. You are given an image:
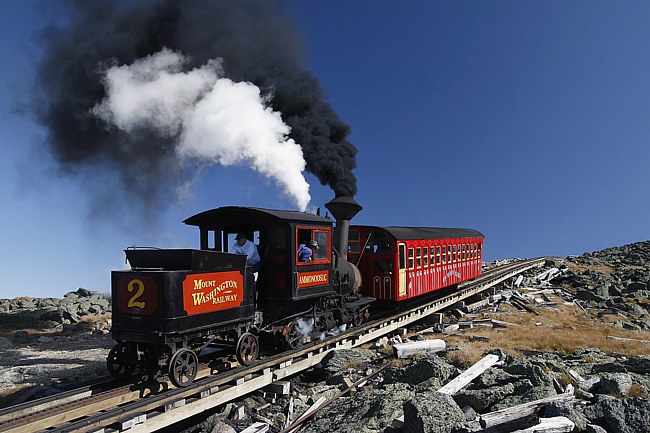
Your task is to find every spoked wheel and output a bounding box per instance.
[236,332,260,366]
[168,348,199,387]
[353,308,368,327]
[107,344,135,377]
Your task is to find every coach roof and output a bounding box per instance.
[352,225,484,240]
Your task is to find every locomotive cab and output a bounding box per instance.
[183,207,339,323]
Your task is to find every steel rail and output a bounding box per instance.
[2,258,546,433]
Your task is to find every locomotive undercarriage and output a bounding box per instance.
[107,321,257,387]
[266,293,372,350]
[107,294,371,387]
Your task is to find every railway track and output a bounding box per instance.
[0,257,546,433]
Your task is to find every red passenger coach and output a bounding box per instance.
[347,226,485,301]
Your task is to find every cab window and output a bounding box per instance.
[296,227,331,265]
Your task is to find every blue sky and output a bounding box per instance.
[1,1,649,298]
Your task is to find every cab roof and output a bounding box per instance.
[184,206,333,227]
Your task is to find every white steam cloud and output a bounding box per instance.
[92,48,311,210]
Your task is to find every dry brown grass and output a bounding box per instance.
[78,313,112,323]
[439,296,650,367]
[566,263,615,275]
[628,384,647,398]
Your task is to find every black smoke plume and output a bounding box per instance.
[34,0,357,217]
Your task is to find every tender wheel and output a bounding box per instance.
[168,348,199,387]
[107,344,135,377]
[353,312,364,327]
[236,332,259,366]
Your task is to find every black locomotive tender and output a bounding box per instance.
[109,196,372,387]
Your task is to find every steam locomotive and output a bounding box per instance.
[108,196,484,387]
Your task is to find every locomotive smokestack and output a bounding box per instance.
[325,196,362,261]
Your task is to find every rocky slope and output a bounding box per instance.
[1,241,649,432]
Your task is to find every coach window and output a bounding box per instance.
[462,245,467,261]
[373,258,393,274]
[423,247,429,266]
[441,246,446,264]
[398,244,406,269]
[453,245,457,262]
[436,247,441,265]
[348,230,360,253]
[408,248,414,269]
[416,247,422,267]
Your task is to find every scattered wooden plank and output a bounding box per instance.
[442,324,460,335]
[415,326,436,335]
[491,319,520,328]
[511,416,575,433]
[285,397,327,433]
[479,392,575,429]
[438,354,500,395]
[393,339,446,358]
[511,299,540,316]
[240,421,270,433]
[607,335,650,344]
[464,298,491,312]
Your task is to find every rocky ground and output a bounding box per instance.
[0,288,113,405]
[1,242,650,432]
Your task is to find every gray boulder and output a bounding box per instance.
[591,362,627,374]
[474,367,519,388]
[0,336,13,349]
[594,373,633,396]
[453,382,515,412]
[320,348,375,374]
[624,355,650,374]
[503,359,554,387]
[584,395,650,433]
[493,384,556,411]
[14,330,29,343]
[575,289,607,302]
[403,392,466,433]
[586,424,608,433]
[545,399,588,432]
[387,354,456,387]
[303,383,414,433]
